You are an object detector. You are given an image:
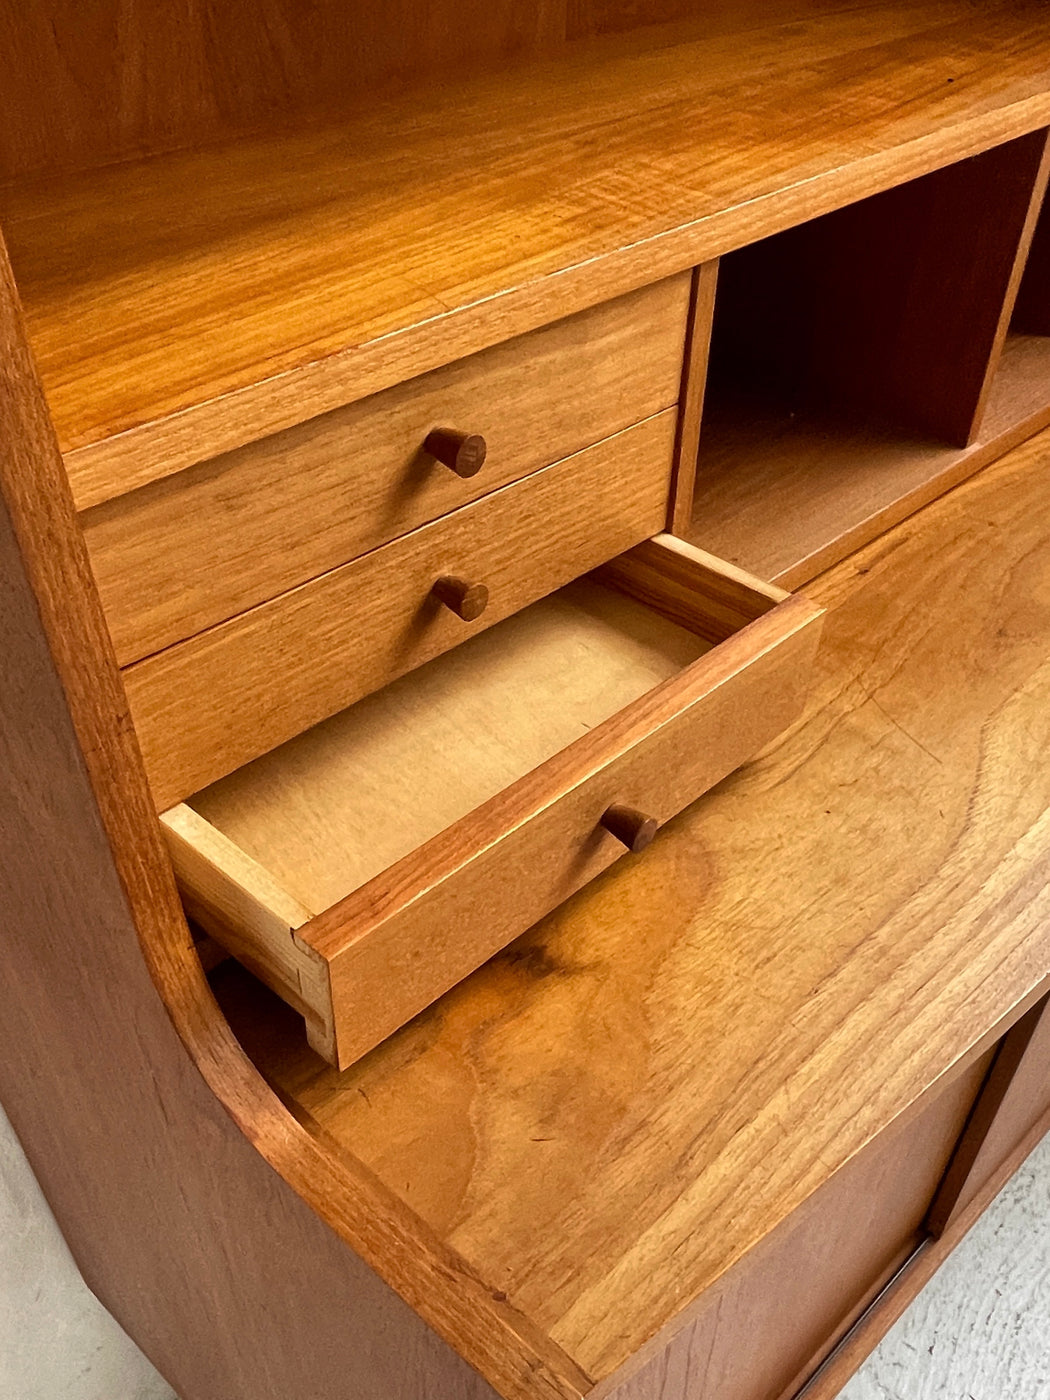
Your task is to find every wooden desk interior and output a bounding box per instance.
[217,423,1050,1384]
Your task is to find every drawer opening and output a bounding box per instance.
[686,131,1050,590]
[163,534,823,1068]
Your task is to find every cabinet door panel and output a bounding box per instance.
[928,993,1050,1236]
[604,1053,994,1400]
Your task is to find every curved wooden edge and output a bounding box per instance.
[0,237,590,1400]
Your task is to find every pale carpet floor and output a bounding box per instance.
[2,1100,1048,1399]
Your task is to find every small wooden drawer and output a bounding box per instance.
[162,535,824,1069]
[83,274,691,665]
[126,411,678,809]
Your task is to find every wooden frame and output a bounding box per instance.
[668,260,719,533]
[0,236,579,1400]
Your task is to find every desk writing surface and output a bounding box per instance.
[219,424,1050,1379]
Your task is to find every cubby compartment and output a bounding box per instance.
[162,535,823,1069]
[687,130,1050,587]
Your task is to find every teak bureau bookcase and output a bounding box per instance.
[4,4,1050,1399]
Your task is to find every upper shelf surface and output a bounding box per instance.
[2,0,1050,508]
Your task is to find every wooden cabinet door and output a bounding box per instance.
[928,993,1050,1236]
[607,1051,995,1400]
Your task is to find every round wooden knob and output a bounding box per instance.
[424,428,488,478]
[432,575,489,622]
[601,804,659,854]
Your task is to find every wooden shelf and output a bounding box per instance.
[2,1,1050,509]
[214,420,1050,1386]
[688,333,1050,588]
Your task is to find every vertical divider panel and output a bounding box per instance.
[926,993,1050,1237]
[904,128,1050,444]
[669,260,719,534]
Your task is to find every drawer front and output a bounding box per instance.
[129,412,678,810]
[304,577,823,1067]
[85,274,690,665]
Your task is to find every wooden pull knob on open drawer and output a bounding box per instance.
[601,804,659,853]
[432,575,490,621]
[425,427,488,477]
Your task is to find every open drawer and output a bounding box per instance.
[162,536,824,1069]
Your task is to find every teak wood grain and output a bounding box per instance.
[5,7,1050,1398]
[709,128,1050,447]
[0,0,861,184]
[83,275,689,664]
[599,1051,995,1400]
[797,1060,1050,1400]
[689,329,1050,588]
[231,421,1050,1386]
[126,412,676,809]
[4,4,1050,504]
[0,236,593,1400]
[168,539,822,1067]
